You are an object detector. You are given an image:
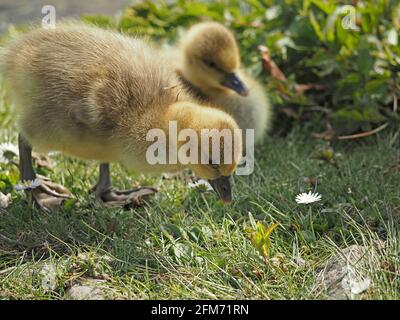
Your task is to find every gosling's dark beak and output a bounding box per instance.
[208,176,232,204]
[221,73,249,96]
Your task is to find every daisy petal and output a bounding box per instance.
[0,142,19,163]
[295,191,322,204]
[14,179,42,191]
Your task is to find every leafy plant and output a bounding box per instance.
[82,0,400,135]
[247,220,279,266]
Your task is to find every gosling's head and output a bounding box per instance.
[165,101,242,202]
[169,102,243,202]
[180,22,249,96]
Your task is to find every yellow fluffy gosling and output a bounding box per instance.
[167,21,272,144]
[1,23,242,211]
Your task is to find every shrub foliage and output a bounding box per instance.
[74,1,400,134]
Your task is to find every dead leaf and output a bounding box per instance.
[312,124,336,141]
[310,145,339,169]
[294,83,325,95]
[303,177,318,187]
[290,223,301,231]
[106,217,118,236]
[384,161,400,175]
[278,107,299,119]
[391,92,398,113]
[252,268,264,279]
[230,267,241,277]
[258,45,287,82]
[32,152,53,170]
[293,256,307,267]
[270,253,288,272]
[258,45,325,96]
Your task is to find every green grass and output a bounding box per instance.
[0,0,399,300]
[0,77,399,299]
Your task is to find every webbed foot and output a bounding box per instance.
[94,163,157,209]
[25,176,73,212]
[96,187,157,209]
[18,134,73,212]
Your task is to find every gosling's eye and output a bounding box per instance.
[208,159,219,169]
[204,59,217,69]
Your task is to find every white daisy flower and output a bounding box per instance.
[47,152,59,157]
[188,179,213,192]
[14,179,42,191]
[295,191,322,204]
[0,142,19,163]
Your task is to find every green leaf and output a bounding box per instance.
[366,78,389,95]
[308,10,324,41]
[62,198,78,212]
[356,40,374,77]
[309,0,336,15]
[247,222,279,259]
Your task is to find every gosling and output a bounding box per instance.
[1,23,242,211]
[167,22,272,145]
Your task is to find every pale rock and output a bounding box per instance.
[315,245,372,299]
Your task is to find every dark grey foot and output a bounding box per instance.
[96,187,157,209]
[94,163,157,209]
[18,133,73,212]
[27,176,73,212]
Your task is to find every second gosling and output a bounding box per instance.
[168,22,272,145]
[1,23,242,211]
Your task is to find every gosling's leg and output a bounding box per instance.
[94,163,157,208]
[18,134,72,212]
[18,134,36,181]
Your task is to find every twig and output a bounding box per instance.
[393,93,398,113]
[294,83,325,95]
[337,123,389,140]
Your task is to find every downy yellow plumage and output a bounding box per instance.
[1,22,241,210]
[166,22,272,144]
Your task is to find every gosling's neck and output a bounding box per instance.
[118,102,197,174]
[139,101,204,173]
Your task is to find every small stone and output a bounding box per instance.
[315,245,372,299]
[40,264,57,292]
[65,280,114,300]
[66,285,105,300]
[350,278,371,295]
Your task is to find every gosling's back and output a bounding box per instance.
[2,23,183,160]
